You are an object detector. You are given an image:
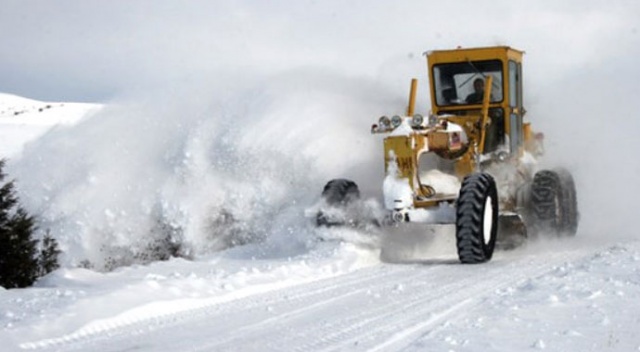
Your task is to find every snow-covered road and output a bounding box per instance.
[9,237,639,352]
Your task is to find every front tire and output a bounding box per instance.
[455,173,498,263]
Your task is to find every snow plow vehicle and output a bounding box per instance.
[317,46,579,263]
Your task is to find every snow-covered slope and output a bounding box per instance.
[0,93,100,157]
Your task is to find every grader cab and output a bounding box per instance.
[317,46,578,264]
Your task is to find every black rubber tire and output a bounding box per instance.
[455,173,498,263]
[321,179,360,206]
[530,170,578,237]
[530,170,560,233]
[557,169,579,236]
[530,169,578,237]
[316,179,360,226]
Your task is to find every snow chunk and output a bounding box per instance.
[532,339,546,349]
[419,169,461,195]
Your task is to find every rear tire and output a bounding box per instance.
[530,169,578,237]
[557,169,579,236]
[455,173,498,263]
[316,179,360,226]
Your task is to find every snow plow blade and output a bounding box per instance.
[380,224,457,263]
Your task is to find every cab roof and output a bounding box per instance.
[426,46,524,65]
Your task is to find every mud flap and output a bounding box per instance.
[380,224,457,263]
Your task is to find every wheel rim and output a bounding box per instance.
[483,196,493,244]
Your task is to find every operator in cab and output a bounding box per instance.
[465,78,485,104]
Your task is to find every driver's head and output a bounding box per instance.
[473,78,484,92]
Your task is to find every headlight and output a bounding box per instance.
[378,116,391,129]
[428,114,438,127]
[391,115,403,128]
[411,114,424,128]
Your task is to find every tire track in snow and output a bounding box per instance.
[19,257,398,350]
[24,245,591,351]
[357,250,592,352]
[189,268,431,352]
[199,248,590,352]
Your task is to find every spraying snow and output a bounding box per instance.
[7,71,401,269]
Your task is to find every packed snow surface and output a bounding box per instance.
[1,92,639,351]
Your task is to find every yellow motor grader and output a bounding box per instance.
[317,46,578,263]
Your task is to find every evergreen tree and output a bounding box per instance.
[39,230,61,276]
[0,159,40,288]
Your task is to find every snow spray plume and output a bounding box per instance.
[9,70,402,269]
[526,55,640,242]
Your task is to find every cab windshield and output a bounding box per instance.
[433,60,503,106]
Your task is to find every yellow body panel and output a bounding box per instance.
[379,46,531,210]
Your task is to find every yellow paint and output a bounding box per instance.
[379,46,533,210]
[407,78,418,116]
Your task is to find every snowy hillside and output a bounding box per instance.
[0,93,100,157]
[1,93,639,351]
